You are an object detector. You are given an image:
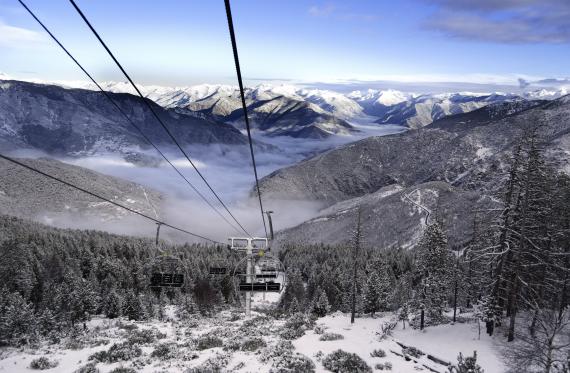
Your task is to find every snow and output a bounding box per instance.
[395,322,505,373]
[0,309,508,373]
[294,312,506,373]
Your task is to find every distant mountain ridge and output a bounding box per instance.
[0,80,252,161]
[75,80,569,132]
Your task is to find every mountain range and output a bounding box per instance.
[260,94,570,247]
[0,80,251,162]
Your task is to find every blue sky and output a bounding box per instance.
[1,0,569,89]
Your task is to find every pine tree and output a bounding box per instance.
[448,351,483,373]
[412,222,452,329]
[123,291,145,321]
[311,288,331,317]
[289,297,301,314]
[363,271,381,316]
[103,290,123,319]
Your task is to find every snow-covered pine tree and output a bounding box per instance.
[363,271,381,316]
[412,222,453,329]
[448,351,483,373]
[102,289,123,319]
[311,287,331,317]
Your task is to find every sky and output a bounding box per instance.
[1,0,569,90]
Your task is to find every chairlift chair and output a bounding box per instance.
[149,255,184,288]
[209,260,228,275]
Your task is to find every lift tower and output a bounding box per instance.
[229,237,268,317]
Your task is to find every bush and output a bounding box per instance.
[313,324,326,334]
[322,350,372,373]
[186,352,231,372]
[260,340,295,363]
[109,368,137,373]
[370,348,386,358]
[126,328,166,345]
[319,332,344,341]
[280,312,314,340]
[402,346,424,359]
[74,363,99,373]
[271,352,315,373]
[241,337,266,351]
[29,357,58,370]
[196,334,223,350]
[89,342,142,363]
[375,362,392,370]
[151,343,176,360]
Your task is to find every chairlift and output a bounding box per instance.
[209,260,228,275]
[232,252,286,293]
[149,255,185,288]
[239,281,281,292]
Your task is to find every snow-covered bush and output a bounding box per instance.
[89,342,142,363]
[238,315,273,336]
[241,337,267,351]
[109,368,137,373]
[319,332,344,341]
[370,348,386,358]
[222,337,241,351]
[270,352,315,373]
[73,362,99,373]
[376,320,397,340]
[196,334,223,350]
[260,340,294,363]
[375,362,392,370]
[185,352,231,372]
[29,357,58,370]
[280,312,314,340]
[151,342,177,360]
[402,345,424,359]
[448,351,483,373]
[322,350,372,373]
[313,324,327,334]
[126,327,166,345]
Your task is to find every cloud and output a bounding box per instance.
[308,4,336,17]
[308,3,378,22]
[423,0,570,44]
[0,20,46,48]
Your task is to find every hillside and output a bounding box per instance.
[0,157,162,222]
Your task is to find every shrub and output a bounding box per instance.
[74,362,99,373]
[186,352,231,372]
[319,332,344,341]
[280,312,314,340]
[271,352,315,373]
[126,328,166,345]
[151,343,176,360]
[89,342,142,363]
[260,340,294,363]
[313,324,326,334]
[241,337,266,351]
[402,346,424,359]
[109,368,137,373]
[196,334,223,350]
[29,357,58,370]
[322,350,372,373]
[370,348,386,358]
[375,362,392,370]
[223,338,241,351]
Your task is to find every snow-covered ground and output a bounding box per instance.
[0,309,506,372]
